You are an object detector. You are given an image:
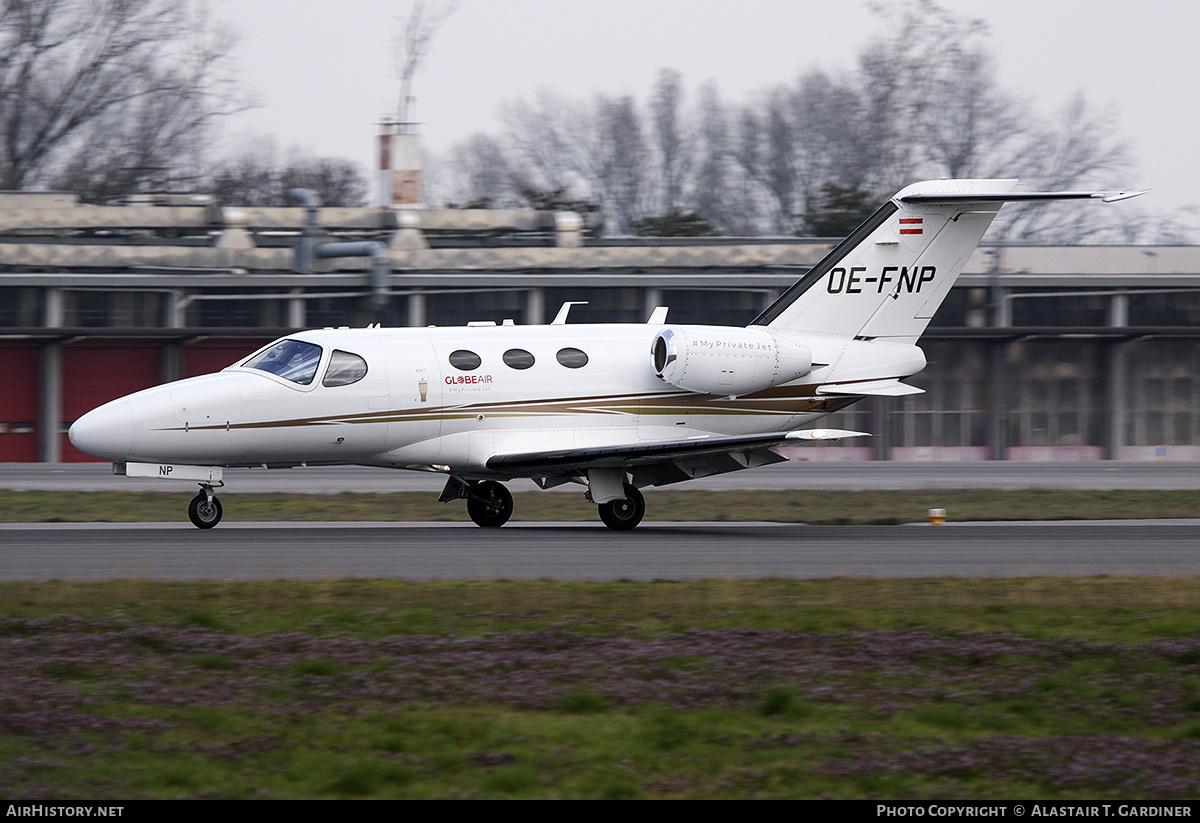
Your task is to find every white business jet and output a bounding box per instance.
[68,179,1143,530]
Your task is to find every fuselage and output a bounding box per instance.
[68,322,924,477]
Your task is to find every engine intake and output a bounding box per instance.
[651,326,813,396]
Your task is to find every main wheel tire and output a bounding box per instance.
[466,480,513,528]
[598,484,645,531]
[188,492,223,529]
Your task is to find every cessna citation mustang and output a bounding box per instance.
[69,179,1143,530]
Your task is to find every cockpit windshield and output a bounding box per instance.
[242,340,323,385]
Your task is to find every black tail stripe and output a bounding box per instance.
[750,200,900,327]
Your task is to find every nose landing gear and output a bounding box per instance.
[188,484,223,529]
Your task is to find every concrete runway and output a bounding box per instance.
[4,462,1198,583]
[2,520,1198,582]
[4,460,1200,493]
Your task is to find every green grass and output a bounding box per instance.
[5,577,1200,641]
[5,488,1200,524]
[2,579,1200,798]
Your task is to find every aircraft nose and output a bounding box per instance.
[68,400,135,461]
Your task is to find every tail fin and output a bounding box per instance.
[751,179,1145,344]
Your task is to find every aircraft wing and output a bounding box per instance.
[486,428,867,488]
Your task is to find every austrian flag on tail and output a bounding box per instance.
[899,218,923,235]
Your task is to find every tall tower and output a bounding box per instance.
[378,106,422,209]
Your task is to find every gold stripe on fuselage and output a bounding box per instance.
[161,382,868,432]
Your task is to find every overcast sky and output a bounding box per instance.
[213,0,1197,219]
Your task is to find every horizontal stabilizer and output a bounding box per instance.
[785,429,871,441]
[816,380,925,397]
[899,189,1147,204]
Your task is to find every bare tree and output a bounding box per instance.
[922,50,1025,179]
[763,90,800,233]
[280,155,368,209]
[207,139,280,206]
[692,82,751,235]
[649,68,690,214]
[437,0,1150,242]
[0,0,246,197]
[590,95,647,234]
[726,105,768,233]
[858,0,992,190]
[440,132,517,207]
[207,141,368,207]
[501,91,648,234]
[499,89,583,196]
[788,71,872,202]
[999,92,1136,242]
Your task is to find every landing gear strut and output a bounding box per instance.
[466,479,513,528]
[188,484,222,529]
[597,484,645,531]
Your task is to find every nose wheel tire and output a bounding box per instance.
[188,492,223,529]
[466,480,513,528]
[598,484,645,531]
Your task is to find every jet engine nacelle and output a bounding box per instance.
[651,326,813,396]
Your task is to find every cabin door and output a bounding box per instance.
[382,337,443,460]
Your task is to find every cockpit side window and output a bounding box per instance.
[243,340,323,385]
[323,350,369,387]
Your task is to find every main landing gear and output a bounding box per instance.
[187,484,223,529]
[442,476,646,531]
[439,477,515,528]
[466,480,514,528]
[597,483,645,531]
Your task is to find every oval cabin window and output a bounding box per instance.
[502,348,535,370]
[448,349,482,371]
[556,347,589,369]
